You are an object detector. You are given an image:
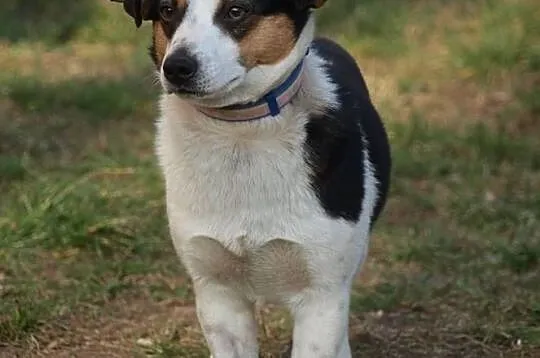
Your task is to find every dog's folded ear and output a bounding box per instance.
[294,0,327,10]
[110,0,160,28]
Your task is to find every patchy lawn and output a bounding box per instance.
[1,0,539,357]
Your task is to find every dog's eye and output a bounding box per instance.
[160,5,175,21]
[226,5,249,21]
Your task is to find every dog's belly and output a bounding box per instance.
[166,201,367,304]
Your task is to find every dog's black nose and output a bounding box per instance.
[163,49,199,84]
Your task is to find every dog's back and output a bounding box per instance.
[305,37,391,226]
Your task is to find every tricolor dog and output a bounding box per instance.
[111,0,391,357]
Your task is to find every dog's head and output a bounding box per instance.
[113,0,326,106]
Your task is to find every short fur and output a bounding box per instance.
[237,14,298,68]
[112,0,391,357]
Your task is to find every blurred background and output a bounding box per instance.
[0,0,538,357]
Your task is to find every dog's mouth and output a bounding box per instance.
[165,76,243,100]
[168,87,207,97]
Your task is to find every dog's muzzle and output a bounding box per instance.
[162,48,200,93]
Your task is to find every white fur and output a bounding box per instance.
[154,5,378,358]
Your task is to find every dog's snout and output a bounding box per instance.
[163,49,199,84]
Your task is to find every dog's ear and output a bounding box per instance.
[294,0,327,10]
[111,0,160,28]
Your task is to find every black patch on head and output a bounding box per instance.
[159,0,188,38]
[148,0,188,67]
[214,0,310,41]
[304,38,391,225]
[120,0,160,28]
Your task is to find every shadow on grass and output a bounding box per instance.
[0,1,97,44]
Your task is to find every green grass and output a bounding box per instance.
[318,0,413,57]
[0,1,97,44]
[1,0,539,357]
[1,75,156,120]
[450,0,540,78]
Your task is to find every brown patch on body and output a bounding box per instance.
[184,236,311,302]
[239,15,297,68]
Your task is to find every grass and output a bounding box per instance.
[1,75,156,120]
[0,1,97,44]
[1,0,539,356]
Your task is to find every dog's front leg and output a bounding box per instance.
[289,288,352,358]
[194,281,259,358]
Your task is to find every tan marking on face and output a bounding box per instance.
[239,14,297,68]
[152,21,169,66]
[313,0,327,8]
[184,236,312,302]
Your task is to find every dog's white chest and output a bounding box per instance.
[157,107,332,245]
[156,100,366,305]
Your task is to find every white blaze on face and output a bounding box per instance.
[163,0,245,95]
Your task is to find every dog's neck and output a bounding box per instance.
[160,50,338,139]
[191,55,307,122]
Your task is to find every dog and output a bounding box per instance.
[111,0,391,357]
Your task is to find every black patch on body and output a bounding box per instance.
[304,37,391,225]
[214,0,309,40]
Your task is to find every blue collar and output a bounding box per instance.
[195,57,307,122]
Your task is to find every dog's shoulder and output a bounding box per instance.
[311,36,372,100]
